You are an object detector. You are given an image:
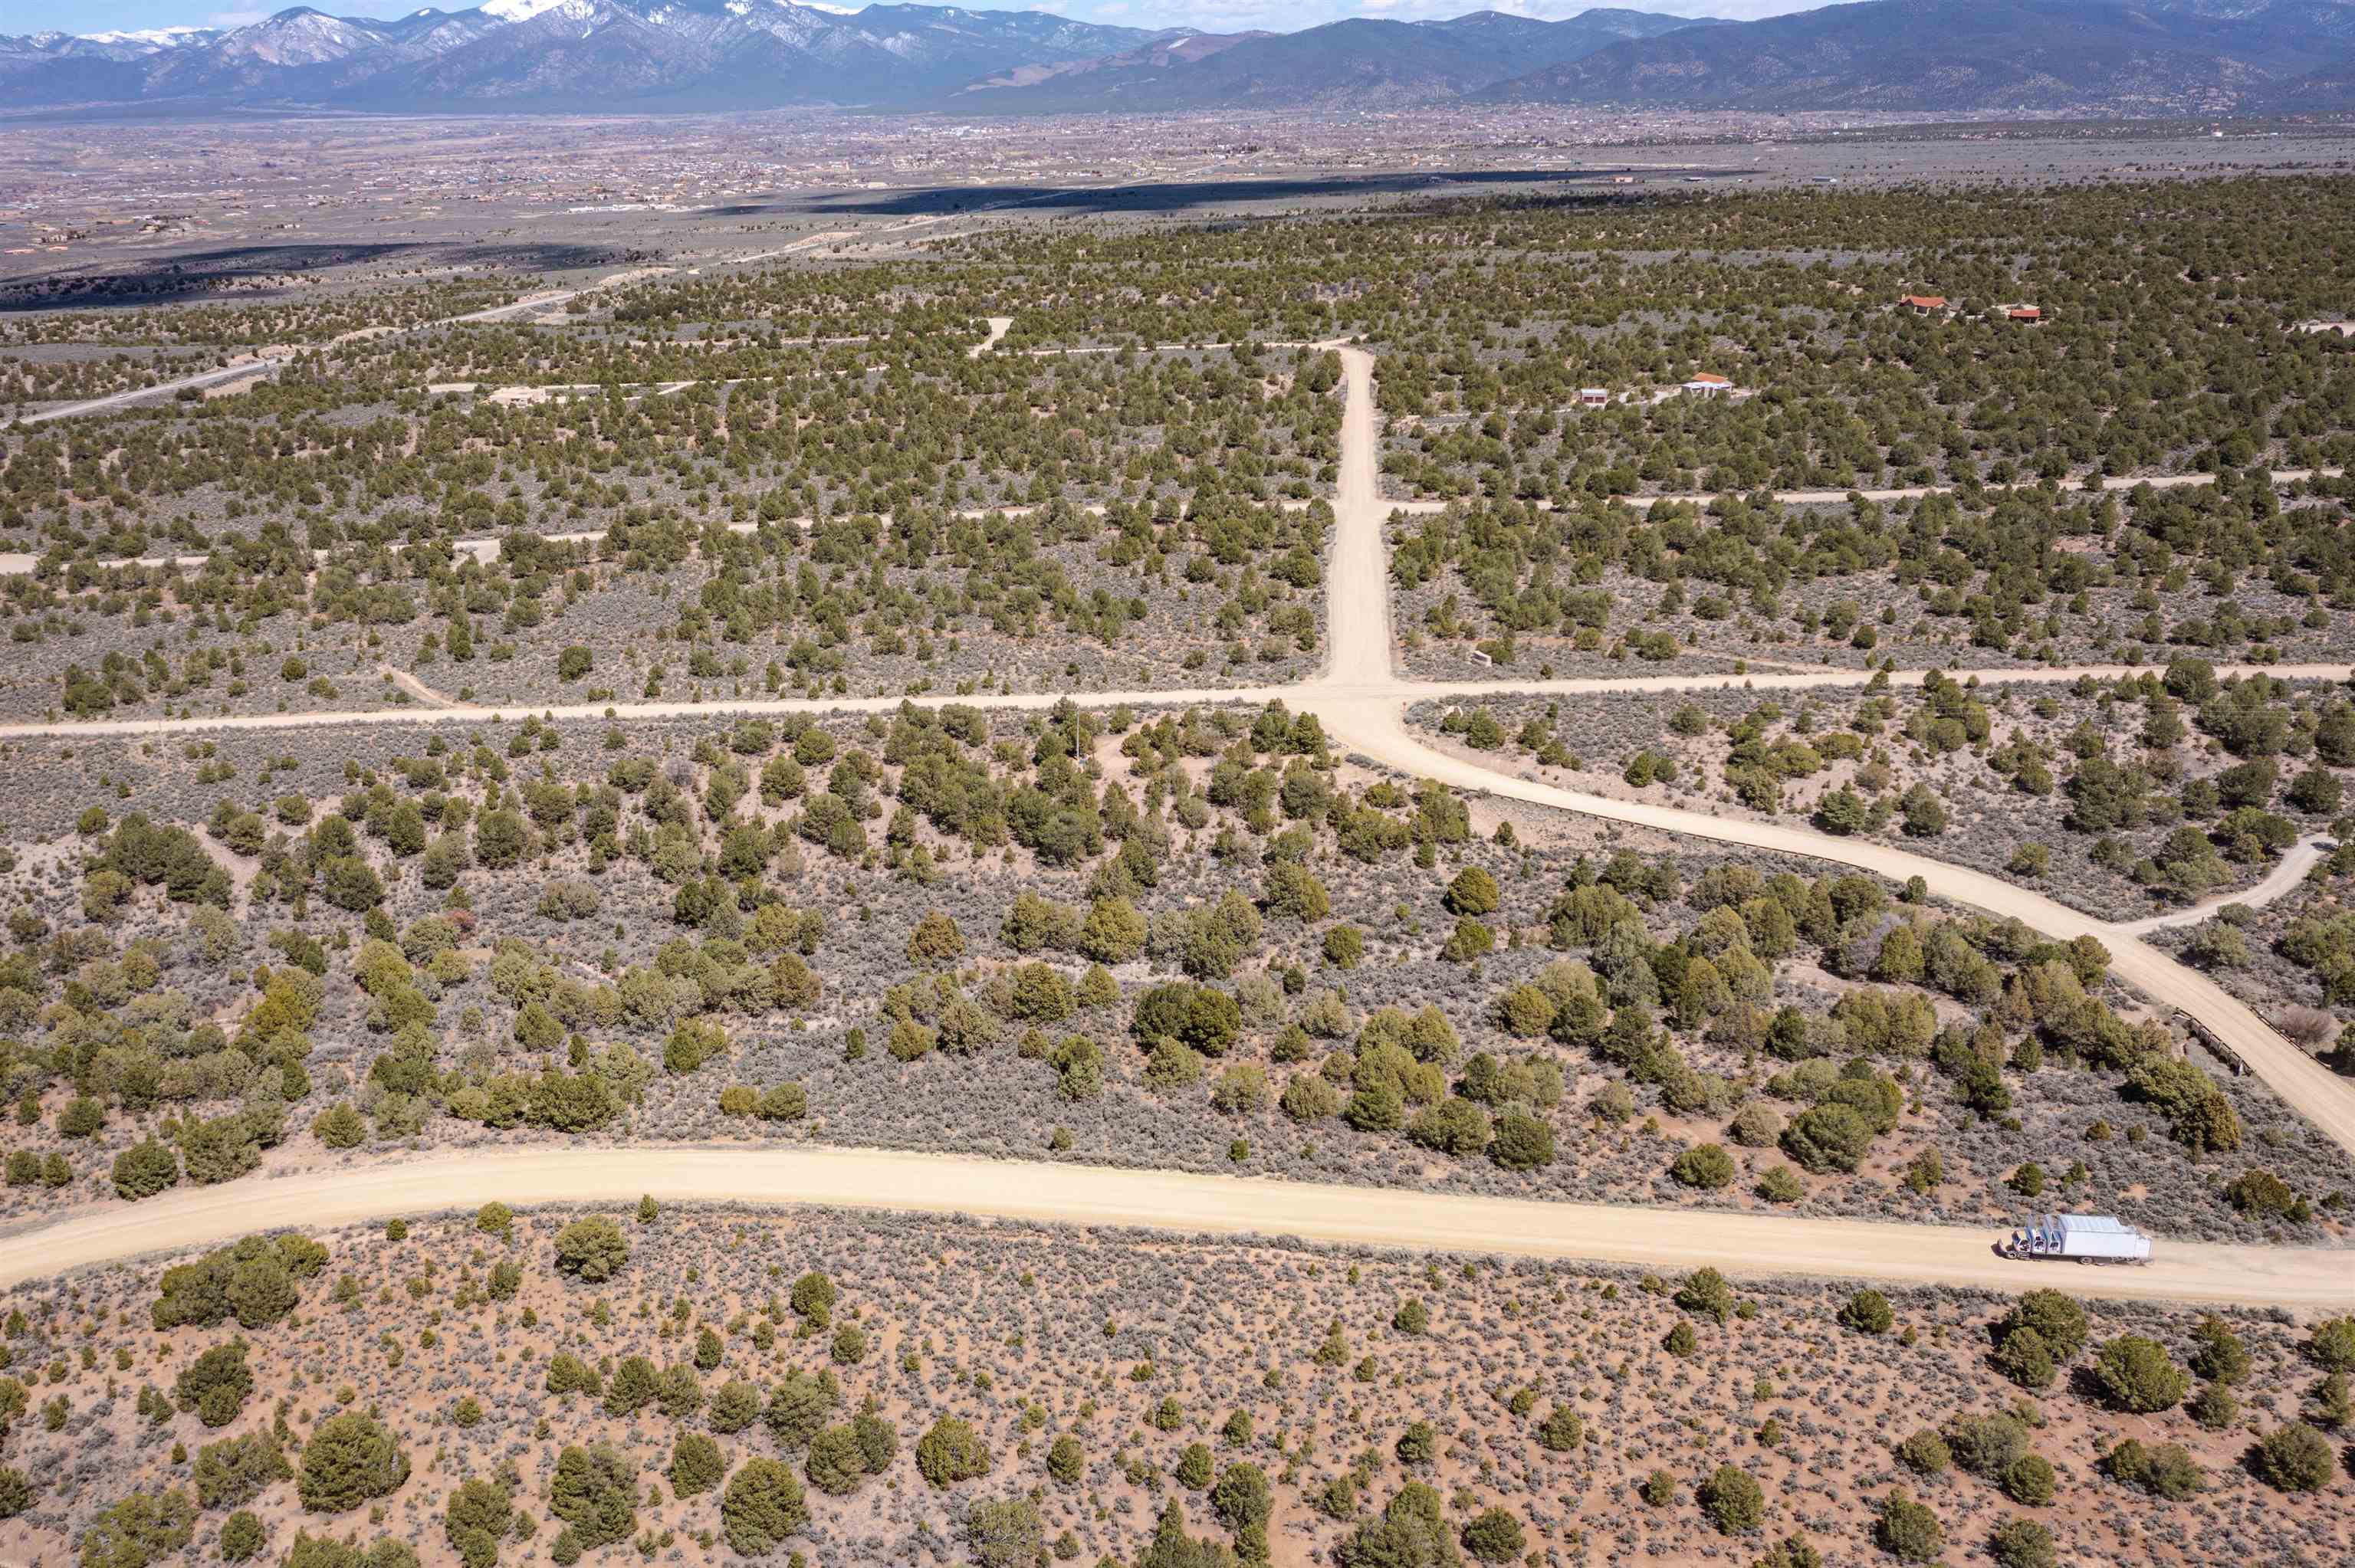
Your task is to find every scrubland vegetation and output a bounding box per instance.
[2,695,2345,1245]
[4,1206,2352,1568]
[1416,663,2355,923]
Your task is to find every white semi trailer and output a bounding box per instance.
[2002,1214,2153,1265]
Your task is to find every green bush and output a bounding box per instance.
[219,1511,266,1563]
[1894,1430,1949,1477]
[1988,1518,2056,1568]
[1461,1505,1526,1563]
[1697,1464,1766,1534]
[547,1445,635,1549]
[173,1340,255,1428]
[551,1217,628,1282]
[1670,1143,1737,1189]
[2091,1335,2189,1413]
[721,1458,809,1555]
[2001,1454,2056,1506]
[1872,1491,1944,1563]
[297,1413,410,1514]
[442,1478,513,1568]
[2102,1438,2206,1500]
[964,1497,1047,1568]
[915,1415,993,1488]
[670,1435,727,1497]
[79,1491,195,1568]
[192,1431,291,1509]
[1838,1290,1894,1334]
[2249,1422,2337,1492]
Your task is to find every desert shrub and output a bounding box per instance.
[552,1217,628,1281]
[151,1234,326,1332]
[1536,1405,1584,1452]
[1988,1519,2056,1568]
[1490,1110,1555,1169]
[764,1368,840,1449]
[670,1435,727,1497]
[442,1478,512,1568]
[1670,1143,1736,1189]
[1461,1505,1526,1563]
[916,1415,993,1487]
[297,1413,409,1514]
[220,1511,266,1563]
[1673,1268,1736,1324]
[2249,1422,2336,1492]
[2002,1453,2056,1506]
[2305,1316,2355,1372]
[2103,1438,2206,1499]
[1894,1431,1949,1477]
[1873,1491,1944,1563]
[193,1432,291,1510]
[1210,1463,1272,1531]
[965,1497,1047,1568]
[79,1491,195,1568]
[721,1458,809,1555]
[1697,1464,1766,1534]
[548,1445,635,1549]
[1838,1290,1894,1334]
[174,1339,255,1428]
[1339,1484,1454,1568]
[2091,1335,2189,1413]
[2224,1168,2300,1219]
[112,1140,180,1199]
[1945,1412,2030,1478]
[1779,1103,1874,1173]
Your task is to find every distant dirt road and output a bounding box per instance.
[2113,834,2337,935]
[2,1145,2346,1309]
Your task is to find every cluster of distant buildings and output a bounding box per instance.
[1900,294,2043,324]
[1562,293,2054,412]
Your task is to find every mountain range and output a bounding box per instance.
[2,0,2350,115]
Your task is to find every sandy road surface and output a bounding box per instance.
[3,356,287,427]
[2113,835,2338,935]
[1376,467,2345,518]
[2,1145,2347,1308]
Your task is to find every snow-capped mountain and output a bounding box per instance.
[0,1,1184,109]
[4,1,2348,113]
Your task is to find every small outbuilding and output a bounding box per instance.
[2007,306,2043,324]
[1578,387,1610,407]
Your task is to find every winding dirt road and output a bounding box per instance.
[2113,835,2338,936]
[2,1146,2346,1309]
[0,330,2348,1306]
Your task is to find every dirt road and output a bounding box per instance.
[0,330,2348,1304]
[3,1144,2344,1308]
[2113,835,2338,935]
[1319,695,2355,1160]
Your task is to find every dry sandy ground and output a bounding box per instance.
[9,1202,2346,1568]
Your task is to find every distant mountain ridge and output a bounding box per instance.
[1,0,2349,114]
[1475,0,2355,112]
[0,2,1187,110]
[942,11,1726,113]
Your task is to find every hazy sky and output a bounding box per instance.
[23,0,1826,42]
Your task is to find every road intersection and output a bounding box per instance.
[0,331,2348,1306]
